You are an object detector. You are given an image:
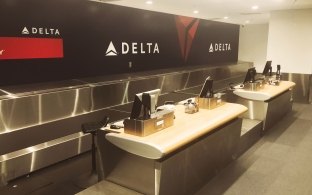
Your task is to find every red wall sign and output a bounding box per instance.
[0,37,63,60]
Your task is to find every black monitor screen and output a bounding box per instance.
[276,64,281,75]
[199,76,214,98]
[243,67,257,83]
[130,89,160,119]
[262,61,272,76]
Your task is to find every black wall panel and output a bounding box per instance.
[0,0,239,86]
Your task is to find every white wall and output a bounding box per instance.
[267,9,312,74]
[238,24,269,72]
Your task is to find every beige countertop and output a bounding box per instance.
[105,102,247,159]
[233,81,295,101]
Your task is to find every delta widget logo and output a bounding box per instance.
[105,41,159,56]
[209,43,231,53]
[106,41,118,56]
[21,27,60,36]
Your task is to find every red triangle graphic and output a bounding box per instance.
[178,16,195,27]
[175,16,199,62]
[188,20,199,39]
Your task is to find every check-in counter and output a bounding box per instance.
[232,80,295,131]
[93,103,247,195]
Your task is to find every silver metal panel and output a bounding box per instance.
[127,77,163,102]
[160,73,189,94]
[185,63,251,89]
[0,79,88,95]
[264,90,293,131]
[0,95,39,133]
[0,62,253,182]
[0,87,92,134]
[90,83,127,111]
[241,100,267,121]
[185,69,215,88]
[41,87,92,122]
[0,132,91,184]
[282,73,311,103]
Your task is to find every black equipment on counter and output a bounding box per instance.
[130,89,160,120]
[243,67,257,83]
[262,61,272,76]
[200,76,214,98]
[142,93,152,120]
[276,64,281,80]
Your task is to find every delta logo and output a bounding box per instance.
[22,27,60,36]
[209,43,231,53]
[105,41,159,56]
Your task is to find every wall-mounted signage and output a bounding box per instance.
[0,24,63,60]
[175,16,200,62]
[0,37,63,60]
[209,43,232,53]
[105,41,160,56]
[21,27,61,36]
[0,0,239,86]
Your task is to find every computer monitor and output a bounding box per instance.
[199,76,214,98]
[130,89,160,120]
[243,67,257,83]
[276,64,281,80]
[262,61,272,76]
[276,64,281,76]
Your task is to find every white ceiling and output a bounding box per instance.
[100,0,312,24]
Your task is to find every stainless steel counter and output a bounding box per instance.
[0,61,251,184]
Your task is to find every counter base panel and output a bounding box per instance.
[97,118,242,195]
[265,90,293,131]
[229,90,292,131]
[238,119,263,156]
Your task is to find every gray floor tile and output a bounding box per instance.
[196,103,312,195]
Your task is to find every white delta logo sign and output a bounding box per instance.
[209,43,231,53]
[105,41,159,56]
[22,27,60,35]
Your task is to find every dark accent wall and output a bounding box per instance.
[0,0,239,86]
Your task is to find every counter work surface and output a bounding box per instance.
[233,80,296,101]
[104,103,247,159]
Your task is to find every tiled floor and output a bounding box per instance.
[195,103,312,195]
[1,103,312,195]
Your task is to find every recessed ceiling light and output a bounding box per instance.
[146,1,153,5]
[193,10,199,14]
[252,5,259,10]
[224,16,229,19]
[245,20,250,24]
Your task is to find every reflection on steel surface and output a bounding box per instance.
[0,132,91,183]
[0,62,252,183]
[282,73,311,103]
[0,62,251,134]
